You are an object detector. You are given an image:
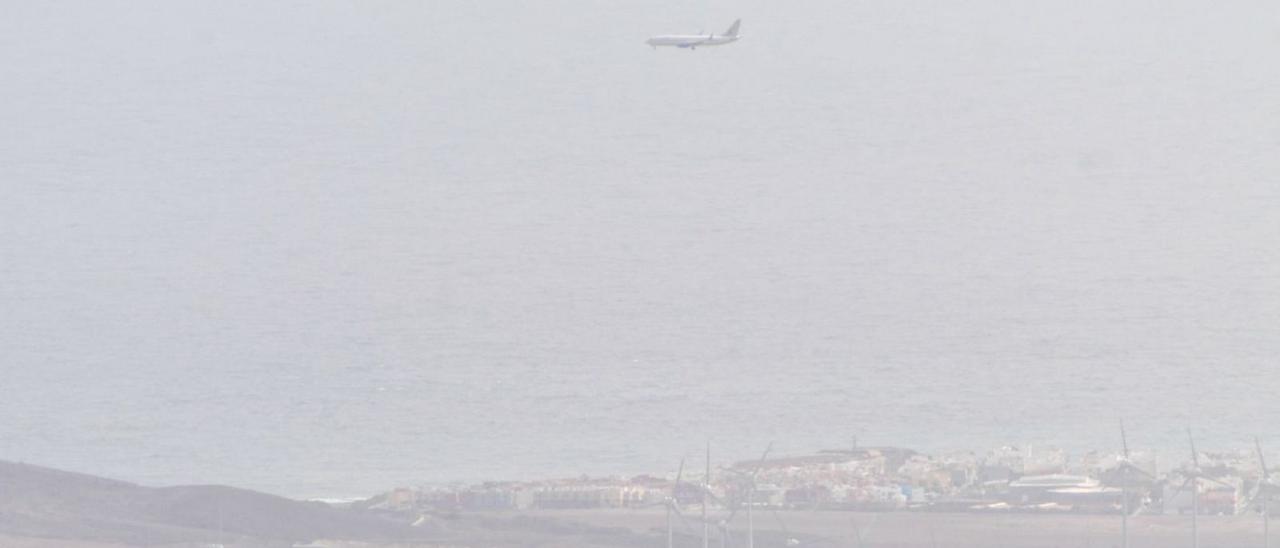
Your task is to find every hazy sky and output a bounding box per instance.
[1,1,1278,497]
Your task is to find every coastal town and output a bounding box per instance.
[363,441,1277,519]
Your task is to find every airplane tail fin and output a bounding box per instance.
[724,19,741,37]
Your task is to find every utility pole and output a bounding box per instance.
[703,440,710,548]
[1122,465,1129,548]
[1192,474,1199,548]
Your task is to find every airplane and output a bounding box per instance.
[646,19,742,50]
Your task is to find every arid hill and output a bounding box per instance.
[0,461,671,547]
[0,460,421,546]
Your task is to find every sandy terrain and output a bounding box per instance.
[521,507,1274,548]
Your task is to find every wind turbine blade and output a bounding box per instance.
[673,503,715,524]
[703,487,729,507]
[750,443,774,480]
[705,440,712,489]
[1187,428,1201,469]
[1258,438,1271,481]
[1239,488,1264,516]
[1201,475,1236,490]
[724,504,742,526]
[1122,463,1156,480]
[721,443,774,526]
[721,483,744,525]
[671,502,697,533]
[771,506,791,537]
[1167,478,1194,503]
[1121,419,1130,459]
[676,458,686,486]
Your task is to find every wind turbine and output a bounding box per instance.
[690,443,804,548]
[712,444,774,548]
[744,444,772,548]
[1237,438,1279,548]
[674,441,743,548]
[1167,428,1234,548]
[1117,420,1155,548]
[772,505,799,546]
[663,458,696,548]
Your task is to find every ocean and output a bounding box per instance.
[1,0,1277,499]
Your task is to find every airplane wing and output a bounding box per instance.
[676,35,713,48]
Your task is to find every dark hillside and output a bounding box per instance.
[0,461,422,545]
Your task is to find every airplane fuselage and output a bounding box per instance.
[646,34,740,49]
[646,20,742,50]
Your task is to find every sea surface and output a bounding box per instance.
[1,0,1278,499]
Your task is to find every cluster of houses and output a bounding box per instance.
[362,445,1272,517]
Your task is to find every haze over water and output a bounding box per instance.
[2,1,1277,499]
